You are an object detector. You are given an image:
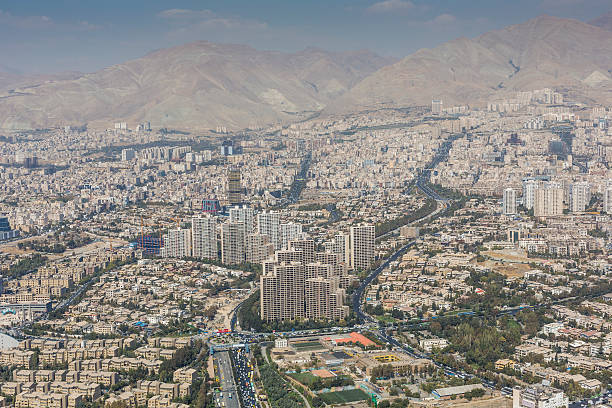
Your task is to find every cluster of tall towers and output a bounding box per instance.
[260,240,350,322]
[159,204,375,323]
[503,179,599,217]
[158,165,377,323]
[160,206,305,265]
[259,224,375,322]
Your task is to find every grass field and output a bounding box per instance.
[376,315,396,324]
[320,389,369,404]
[292,341,324,351]
[288,372,319,387]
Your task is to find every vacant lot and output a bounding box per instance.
[477,250,543,278]
[493,263,532,278]
[412,395,512,407]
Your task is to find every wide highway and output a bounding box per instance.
[214,351,241,408]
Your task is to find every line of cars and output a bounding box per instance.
[230,348,259,408]
[570,388,612,408]
[377,327,497,392]
[213,351,240,408]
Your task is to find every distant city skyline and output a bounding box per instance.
[1,0,611,74]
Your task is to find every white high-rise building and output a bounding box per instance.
[534,184,564,217]
[229,205,255,234]
[324,233,351,265]
[121,148,135,161]
[569,182,590,213]
[503,188,517,215]
[191,215,217,260]
[431,100,443,114]
[161,228,192,258]
[257,211,281,249]
[604,181,612,214]
[220,222,245,265]
[522,179,539,210]
[350,225,375,271]
[280,222,303,250]
[512,385,568,408]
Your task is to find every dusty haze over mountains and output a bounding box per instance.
[590,11,612,31]
[327,15,612,115]
[0,13,611,131]
[0,45,394,130]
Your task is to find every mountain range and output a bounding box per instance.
[0,45,394,130]
[327,15,612,114]
[589,11,612,31]
[0,13,611,131]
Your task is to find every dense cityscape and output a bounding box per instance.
[0,92,611,408]
[2,2,612,408]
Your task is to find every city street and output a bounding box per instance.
[230,348,259,408]
[214,351,240,408]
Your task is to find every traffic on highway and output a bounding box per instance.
[218,133,609,407]
[230,348,259,408]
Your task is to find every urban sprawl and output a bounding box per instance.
[1,89,612,408]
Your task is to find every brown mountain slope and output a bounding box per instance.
[326,15,612,114]
[0,72,23,93]
[0,42,394,130]
[589,11,612,31]
[0,69,83,93]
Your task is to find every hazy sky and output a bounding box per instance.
[2,0,611,74]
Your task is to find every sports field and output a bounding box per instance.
[320,389,369,404]
[288,372,318,387]
[292,340,324,350]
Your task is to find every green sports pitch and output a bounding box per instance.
[291,341,324,350]
[320,389,369,404]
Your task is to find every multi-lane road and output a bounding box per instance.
[352,131,458,322]
[350,132,610,405]
[351,131,504,390]
[211,347,260,408]
[214,351,240,408]
[230,348,259,408]
[224,131,607,405]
